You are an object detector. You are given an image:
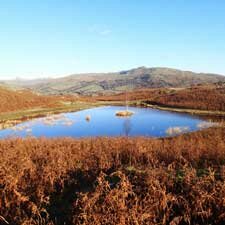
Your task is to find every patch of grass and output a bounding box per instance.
[0,101,103,123]
[143,102,225,116]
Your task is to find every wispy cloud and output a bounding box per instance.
[88,25,112,36]
[99,29,112,36]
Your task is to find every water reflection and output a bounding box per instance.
[123,118,132,136]
[0,106,212,139]
[166,126,190,136]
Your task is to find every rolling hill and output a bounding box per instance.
[0,86,60,113]
[3,67,225,95]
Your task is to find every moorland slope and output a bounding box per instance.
[3,67,225,95]
[0,87,60,113]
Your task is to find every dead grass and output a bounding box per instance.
[115,110,134,117]
[0,126,225,224]
[150,83,225,111]
[0,87,61,113]
[94,83,225,113]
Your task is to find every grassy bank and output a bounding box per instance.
[0,126,225,225]
[0,101,104,127]
[141,101,225,117]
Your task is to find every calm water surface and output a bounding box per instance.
[0,106,210,139]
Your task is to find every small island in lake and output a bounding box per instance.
[115,110,134,117]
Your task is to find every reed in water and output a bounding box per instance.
[115,110,134,117]
[115,80,134,117]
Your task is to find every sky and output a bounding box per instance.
[0,0,225,80]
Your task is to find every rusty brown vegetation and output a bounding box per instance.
[94,88,163,102]
[150,83,225,111]
[0,126,225,224]
[0,88,61,113]
[95,83,225,112]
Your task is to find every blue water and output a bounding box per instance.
[0,106,208,139]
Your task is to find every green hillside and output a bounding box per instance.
[3,67,225,95]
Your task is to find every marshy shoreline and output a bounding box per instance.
[1,100,224,131]
[0,101,103,130]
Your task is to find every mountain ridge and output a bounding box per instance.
[2,67,225,95]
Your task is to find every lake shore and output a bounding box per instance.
[0,101,103,130]
[140,101,225,117]
[1,99,225,130]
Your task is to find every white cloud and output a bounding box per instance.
[88,25,112,36]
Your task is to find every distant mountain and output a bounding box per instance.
[3,67,225,95]
[5,78,53,87]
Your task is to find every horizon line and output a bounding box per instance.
[1,66,225,81]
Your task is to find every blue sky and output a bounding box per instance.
[0,0,225,79]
